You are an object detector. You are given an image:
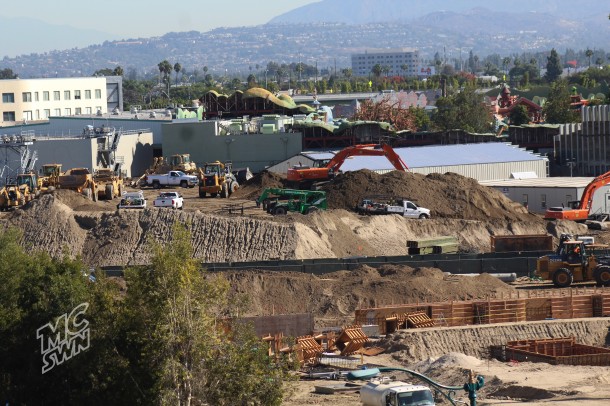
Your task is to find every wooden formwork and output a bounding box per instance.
[406,311,435,328]
[294,335,323,366]
[354,289,610,333]
[505,337,610,366]
[474,299,527,325]
[333,325,369,356]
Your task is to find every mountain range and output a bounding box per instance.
[0,0,607,79]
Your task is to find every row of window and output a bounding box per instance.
[521,194,575,209]
[2,90,102,103]
[2,106,103,121]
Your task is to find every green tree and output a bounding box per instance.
[158,60,173,99]
[371,64,382,78]
[543,79,580,123]
[545,49,563,83]
[432,85,492,133]
[113,66,124,76]
[0,68,18,79]
[585,49,593,69]
[509,104,531,125]
[122,224,290,405]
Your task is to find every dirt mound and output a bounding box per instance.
[223,264,515,326]
[321,170,534,221]
[232,170,288,200]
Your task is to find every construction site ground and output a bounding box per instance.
[2,170,610,404]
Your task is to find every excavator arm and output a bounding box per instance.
[545,169,610,221]
[287,144,409,187]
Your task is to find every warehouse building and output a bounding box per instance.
[479,177,610,216]
[267,143,548,182]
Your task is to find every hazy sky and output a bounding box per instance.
[1,0,320,38]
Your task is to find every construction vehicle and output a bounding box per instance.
[286,144,409,189]
[356,196,430,219]
[198,161,239,198]
[545,169,610,222]
[58,168,98,201]
[16,172,41,198]
[0,182,35,211]
[144,171,198,189]
[535,234,610,287]
[168,153,197,174]
[360,379,435,406]
[93,168,123,200]
[256,188,327,215]
[38,164,62,192]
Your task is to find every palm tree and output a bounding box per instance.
[157,60,173,98]
[174,62,182,87]
[372,64,382,78]
[381,65,391,77]
[585,49,593,68]
[502,57,511,76]
[400,64,409,79]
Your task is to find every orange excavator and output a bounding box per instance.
[286,144,409,189]
[545,170,610,221]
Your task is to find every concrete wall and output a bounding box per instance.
[113,131,154,178]
[162,120,303,172]
[238,313,314,338]
[34,138,96,172]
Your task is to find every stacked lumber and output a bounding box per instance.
[407,236,459,255]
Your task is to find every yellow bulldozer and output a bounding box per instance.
[93,168,123,200]
[38,163,62,192]
[168,153,197,173]
[197,161,239,198]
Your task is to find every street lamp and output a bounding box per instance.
[347,367,484,406]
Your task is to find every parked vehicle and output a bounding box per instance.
[94,168,123,200]
[58,167,98,201]
[256,188,327,215]
[117,191,147,209]
[144,171,198,189]
[153,191,184,209]
[357,196,430,219]
[360,379,435,406]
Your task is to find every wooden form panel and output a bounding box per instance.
[505,338,610,366]
[550,295,593,319]
[474,299,526,324]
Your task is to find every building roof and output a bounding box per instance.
[479,177,594,188]
[300,143,546,171]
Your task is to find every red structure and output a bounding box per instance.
[493,83,543,124]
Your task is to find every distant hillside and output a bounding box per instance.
[269,0,607,24]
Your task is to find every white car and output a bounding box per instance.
[117,191,147,209]
[153,191,184,209]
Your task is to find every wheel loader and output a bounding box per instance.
[535,236,610,287]
[0,182,34,210]
[198,161,239,198]
[93,168,123,200]
[38,163,62,192]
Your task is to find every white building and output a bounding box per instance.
[0,77,114,125]
[351,48,421,77]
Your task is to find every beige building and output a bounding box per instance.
[0,77,108,125]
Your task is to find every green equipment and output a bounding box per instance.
[255,188,327,215]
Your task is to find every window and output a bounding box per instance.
[53,91,60,101]
[64,108,71,116]
[35,110,40,120]
[22,92,32,102]
[64,90,71,100]
[3,112,15,121]
[541,194,547,209]
[85,107,92,115]
[95,89,102,99]
[23,111,32,121]
[43,91,50,101]
[74,90,81,100]
[75,107,81,115]
[43,109,50,119]
[54,108,61,116]
[34,92,39,102]
[85,90,91,99]
[2,93,15,103]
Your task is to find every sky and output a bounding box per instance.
[1,0,320,39]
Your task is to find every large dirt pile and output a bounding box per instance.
[223,264,515,326]
[231,170,287,200]
[321,170,534,221]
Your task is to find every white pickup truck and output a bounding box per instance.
[144,171,198,189]
[357,197,431,219]
[153,191,184,209]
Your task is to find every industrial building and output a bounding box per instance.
[479,177,610,216]
[0,76,123,126]
[351,48,423,77]
[267,143,549,182]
